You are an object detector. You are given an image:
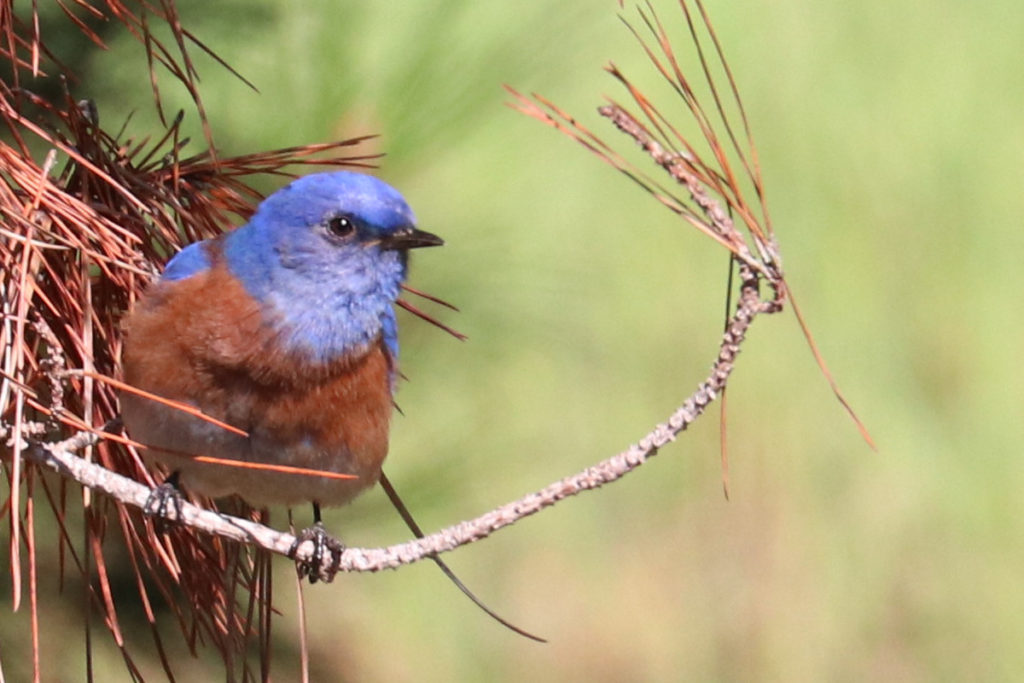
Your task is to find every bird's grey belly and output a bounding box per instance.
[122,394,379,507]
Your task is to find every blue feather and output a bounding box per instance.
[162,241,212,282]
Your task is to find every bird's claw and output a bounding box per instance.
[289,521,344,584]
[143,480,184,532]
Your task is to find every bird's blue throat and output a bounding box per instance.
[221,225,405,363]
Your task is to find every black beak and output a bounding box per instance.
[380,227,444,250]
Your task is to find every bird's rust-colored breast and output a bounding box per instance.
[121,245,394,506]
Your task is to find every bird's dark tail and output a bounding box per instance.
[378,472,546,643]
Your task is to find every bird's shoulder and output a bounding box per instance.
[162,240,214,282]
[128,237,272,374]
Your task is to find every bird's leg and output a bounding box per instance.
[143,470,184,531]
[289,502,344,584]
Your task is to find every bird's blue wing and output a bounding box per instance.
[162,241,212,282]
[381,309,399,361]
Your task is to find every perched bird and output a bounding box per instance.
[121,170,542,640]
[120,170,442,570]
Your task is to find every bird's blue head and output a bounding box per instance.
[221,171,442,362]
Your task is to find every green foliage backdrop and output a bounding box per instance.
[11,0,1022,679]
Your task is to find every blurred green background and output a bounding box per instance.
[13,0,1024,679]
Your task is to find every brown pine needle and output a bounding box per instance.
[396,298,467,341]
[785,285,877,451]
[67,370,249,439]
[190,457,358,481]
[401,283,461,311]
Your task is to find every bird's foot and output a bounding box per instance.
[289,521,344,584]
[143,472,184,532]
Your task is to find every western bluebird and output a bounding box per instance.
[120,170,442,575]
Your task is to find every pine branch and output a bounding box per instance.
[11,262,779,580]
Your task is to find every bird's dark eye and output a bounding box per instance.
[326,215,356,239]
